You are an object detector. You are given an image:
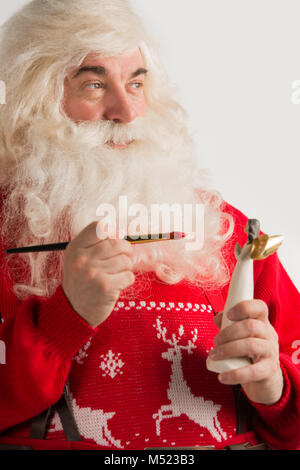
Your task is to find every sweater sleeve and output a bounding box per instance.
[0,262,96,433]
[248,252,300,450]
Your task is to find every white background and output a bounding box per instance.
[0,0,299,289]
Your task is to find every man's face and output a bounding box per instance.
[63,48,147,149]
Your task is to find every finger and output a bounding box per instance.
[209,337,273,361]
[218,358,276,385]
[99,254,134,274]
[227,300,269,323]
[87,238,134,260]
[214,318,276,346]
[107,270,136,290]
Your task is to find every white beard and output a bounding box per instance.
[2,109,232,298]
[31,111,201,238]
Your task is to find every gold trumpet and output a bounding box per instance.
[249,234,284,260]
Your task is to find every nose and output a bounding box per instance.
[103,87,138,124]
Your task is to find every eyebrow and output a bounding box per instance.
[72,66,148,79]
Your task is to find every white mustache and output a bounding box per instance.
[74,117,146,147]
[27,110,172,154]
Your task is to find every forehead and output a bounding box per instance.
[75,48,145,76]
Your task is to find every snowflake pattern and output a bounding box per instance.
[99,350,125,379]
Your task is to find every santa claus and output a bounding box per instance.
[0,0,299,452]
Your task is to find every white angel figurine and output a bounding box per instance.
[207,219,284,374]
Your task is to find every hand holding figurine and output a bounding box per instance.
[207,219,285,405]
[211,301,284,405]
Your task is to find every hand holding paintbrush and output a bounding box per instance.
[6,223,185,328]
[59,222,136,328]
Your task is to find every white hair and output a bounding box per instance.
[0,0,234,300]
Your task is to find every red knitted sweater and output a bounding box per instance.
[0,200,299,450]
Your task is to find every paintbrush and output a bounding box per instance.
[5,232,186,254]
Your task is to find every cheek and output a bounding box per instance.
[63,96,104,122]
[136,95,146,118]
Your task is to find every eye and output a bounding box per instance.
[86,83,103,89]
[129,82,143,89]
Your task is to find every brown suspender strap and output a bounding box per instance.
[233,385,246,435]
[30,405,53,440]
[54,382,82,442]
[233,384,255,435]
[29,381,81,442]
[224,442,268,450]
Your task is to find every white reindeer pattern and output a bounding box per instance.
[153,317,227,442]
[49,395,124,448]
